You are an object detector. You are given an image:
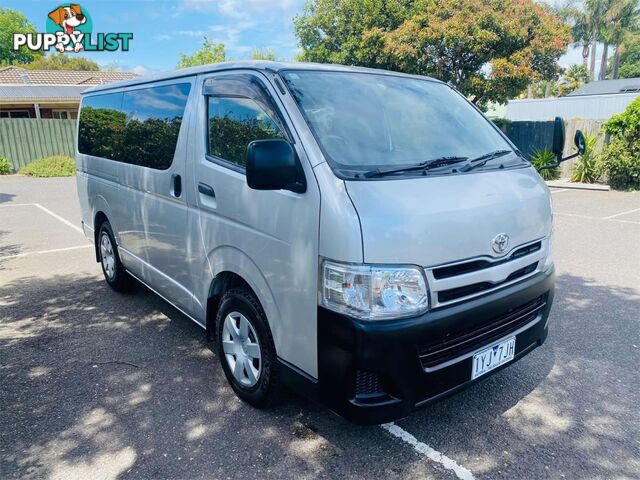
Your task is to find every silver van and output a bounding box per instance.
[76,61,581,424]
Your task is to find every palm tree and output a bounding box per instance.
[562,64,590,94]
[610,1,639,78]
[586,0,608,80]
[598,0,639,80]
[559,3,593,68]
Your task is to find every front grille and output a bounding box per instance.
[432,241,542,280]
[419,296,546,369]
[354,370,383,395]
[437,261,538,303]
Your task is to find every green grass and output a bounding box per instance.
[19,156,76,177]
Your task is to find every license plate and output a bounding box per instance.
[471,337,516,380]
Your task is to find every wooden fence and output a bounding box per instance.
[0,119,76,170]
[503,119,605,178]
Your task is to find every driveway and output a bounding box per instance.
[1,176,639,480]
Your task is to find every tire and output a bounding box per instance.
[97,221,135,292]
[216,288,281,408]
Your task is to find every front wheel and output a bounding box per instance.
[97,221,135,292]
[216,288,281,408]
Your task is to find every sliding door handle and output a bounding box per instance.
[198,182,216,198]
[172,174,182,197]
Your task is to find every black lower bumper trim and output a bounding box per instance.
[317,270,555,425]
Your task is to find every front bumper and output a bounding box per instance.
[317,269,555,425]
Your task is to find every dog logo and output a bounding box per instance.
[13,4,132,53]
[47,4,87,52]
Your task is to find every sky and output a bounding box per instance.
[5,0,605,77]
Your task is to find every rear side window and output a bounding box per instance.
[78,93,125,161]
[79,83,191,170]
[208,97,284,168]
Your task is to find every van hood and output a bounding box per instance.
[345,166,551,266]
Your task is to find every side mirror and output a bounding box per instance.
[552,116,565,159]
[574,130,586,155]
[246,139,306,193]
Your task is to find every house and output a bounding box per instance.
[0,66,137,120]
[505,77,640,121]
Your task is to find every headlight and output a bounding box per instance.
[320,260,429,320]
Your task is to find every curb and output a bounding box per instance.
[546,180,611,191]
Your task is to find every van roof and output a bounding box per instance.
[82,60,443,95]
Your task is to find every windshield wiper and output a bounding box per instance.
[362,156,468,178]
[458,150,513,172]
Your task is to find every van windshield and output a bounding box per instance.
[282,70,521,177]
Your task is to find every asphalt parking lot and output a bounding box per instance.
[1,176,639,480]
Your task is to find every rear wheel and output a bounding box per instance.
[216,288,281,407]
[97,221,135,292]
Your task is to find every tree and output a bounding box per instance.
[562,64,590,94]
[251,49,278,60]
[25,53,100,71]
[0,8,43,66]
[609,0,639,78]
[559,2,598,71]
[295,0,571,108]
[617,33,640,77]
[598,0,639,79]
[176,37,226,69]
[586,0,608,80]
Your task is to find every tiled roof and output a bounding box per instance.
[0,66,137,86]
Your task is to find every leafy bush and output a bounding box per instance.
[19,155,76,177]
[599,137,640,190]
[0,156,12,175]
[600,98,640,190]
[570,131,601,184]
[605,97,640,136]
[530,148,560,180]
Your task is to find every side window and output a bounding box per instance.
[208,96,285,168]
[121,83,191,170]
[78,83,191,170]
[78,92,125,160]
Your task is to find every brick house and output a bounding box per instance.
[0,66,136,120]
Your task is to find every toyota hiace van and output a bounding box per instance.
[76,61,581,424]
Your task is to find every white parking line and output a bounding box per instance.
[32,203,84,235]
[381,423,475,480]
[0,244,91,261]
[555,212,640,225]
[603,207,640,220]
[0,202,84,234]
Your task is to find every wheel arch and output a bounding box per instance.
[204,247,280,346]
[93,211,109,262]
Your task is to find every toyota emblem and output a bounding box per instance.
[492,233,510,254]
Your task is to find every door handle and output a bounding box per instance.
[198,182,215,198]
[172,174,182,197]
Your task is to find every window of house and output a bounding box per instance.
[52,110,78,120]
[0,111,30,118]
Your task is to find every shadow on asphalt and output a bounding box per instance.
[0,230,21,268]
[0,192,16,204]
[1,272,638,479]
[398,273,640,479]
